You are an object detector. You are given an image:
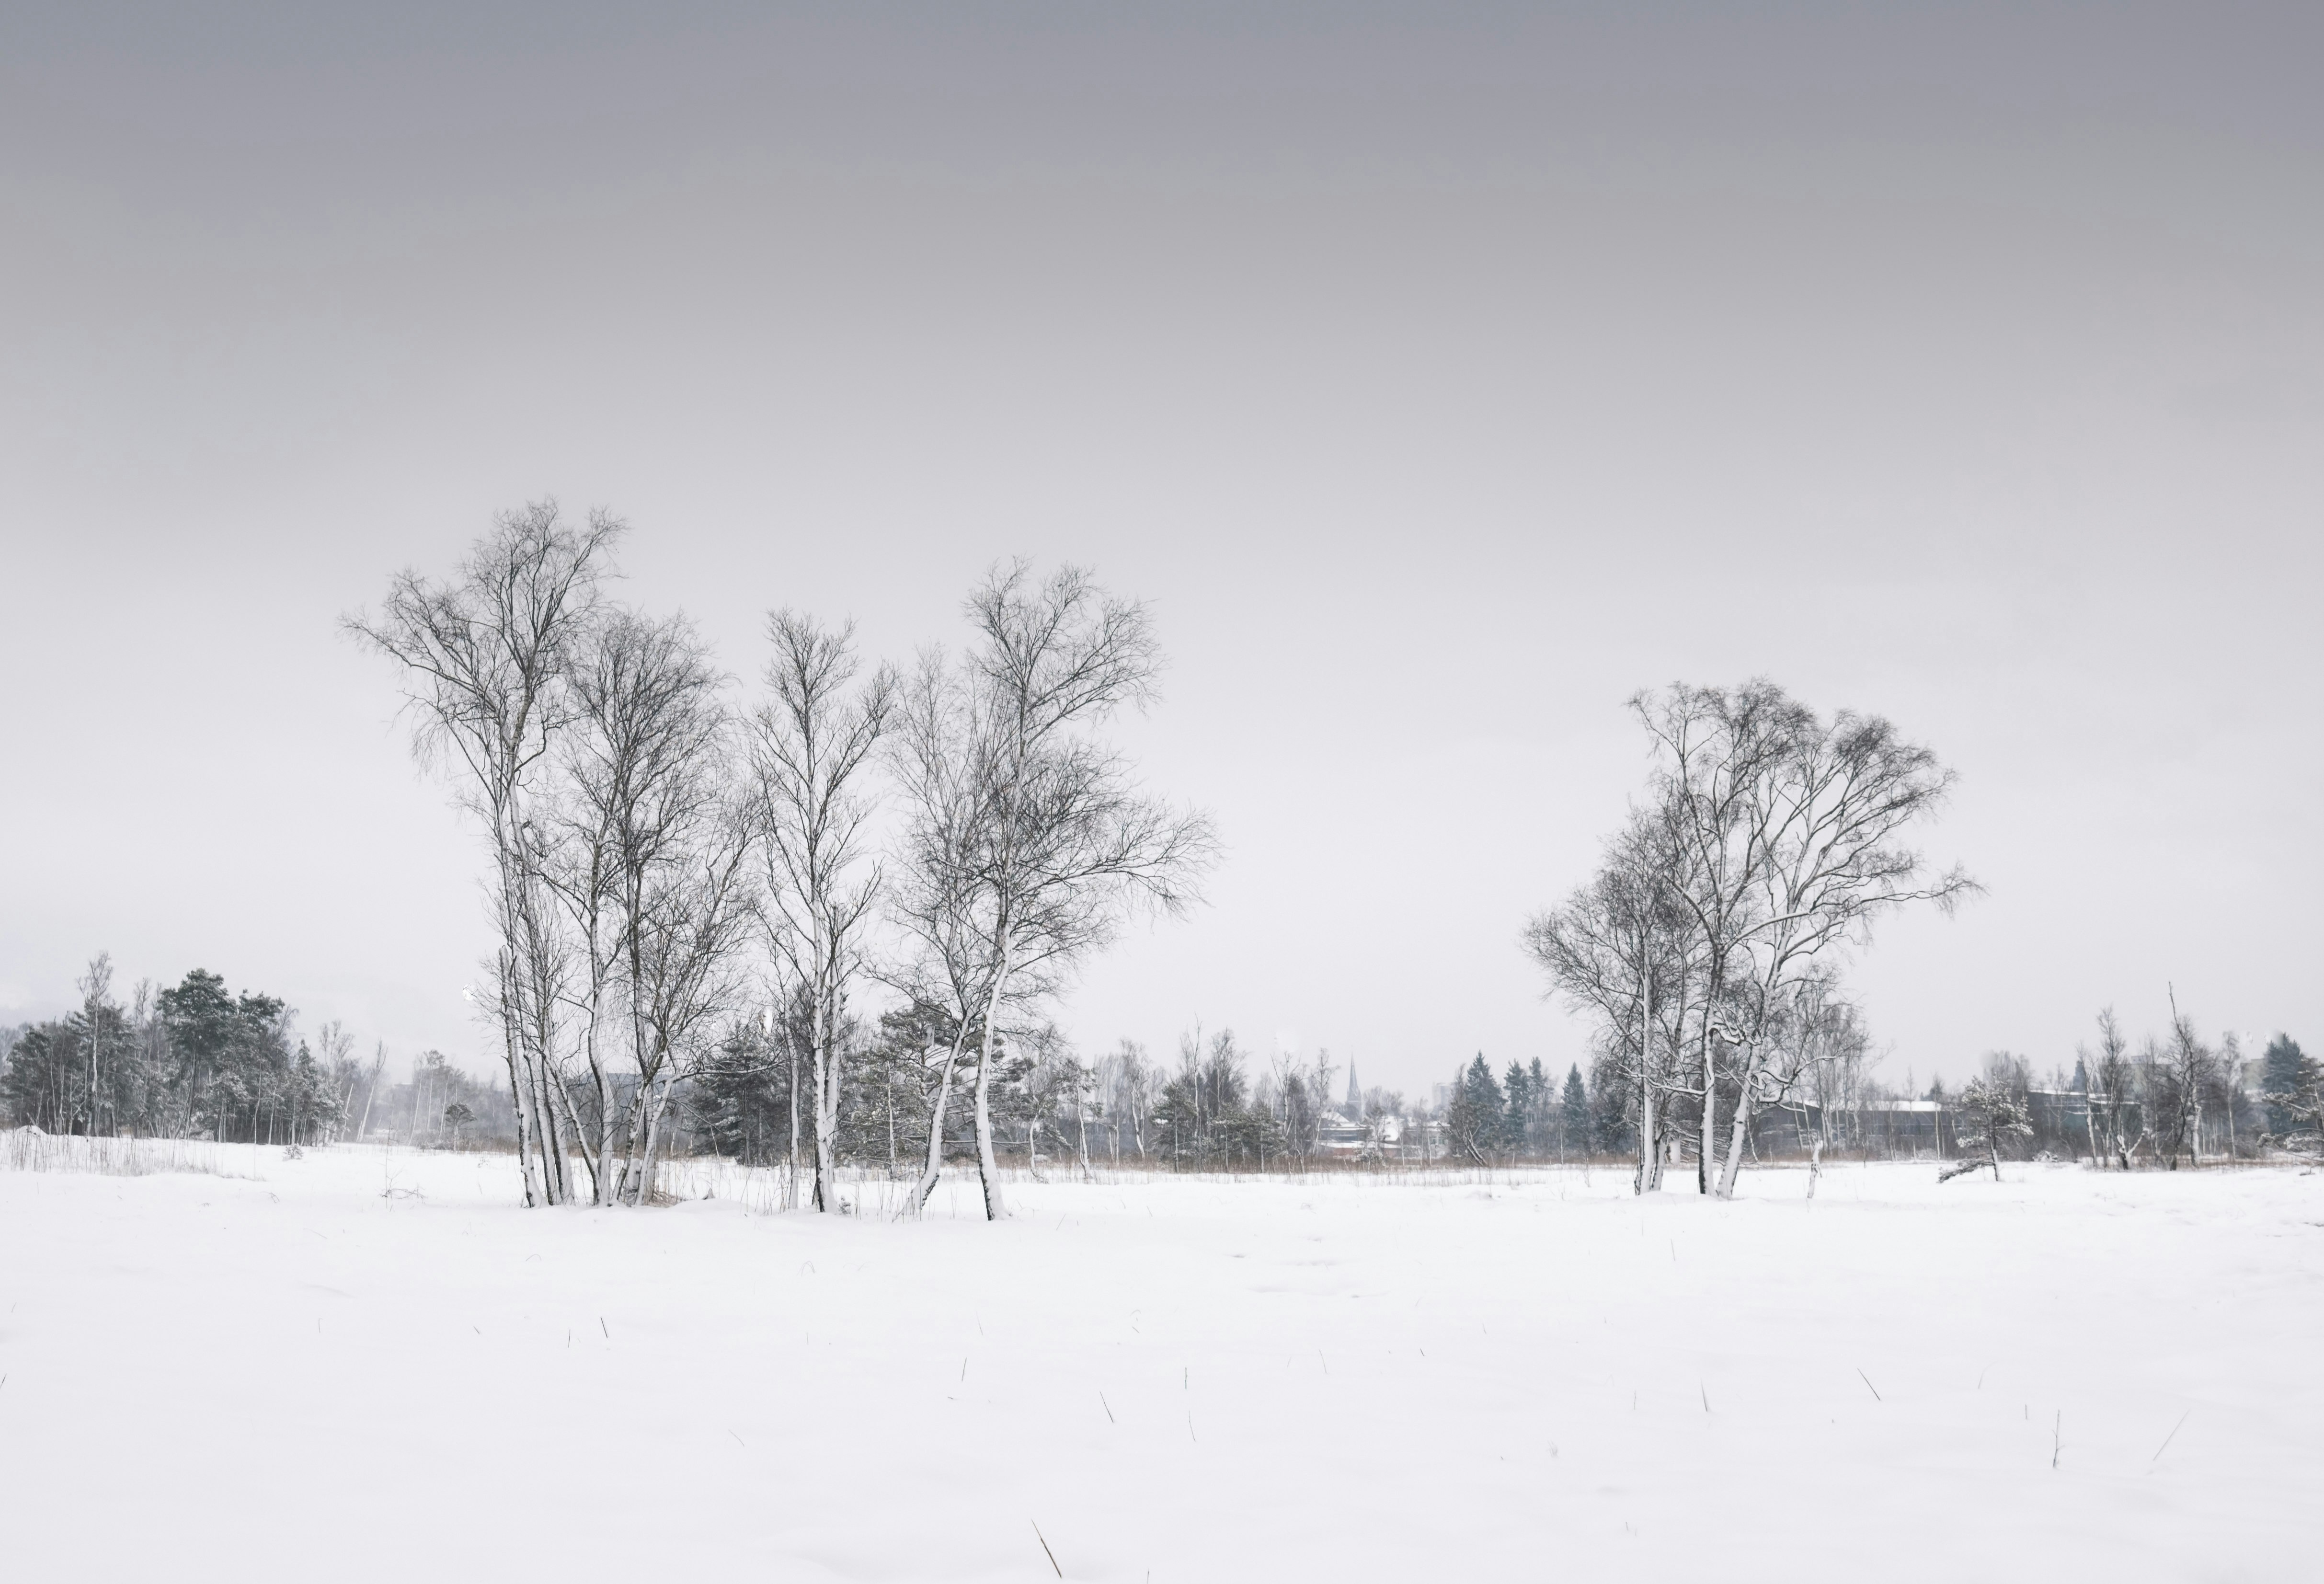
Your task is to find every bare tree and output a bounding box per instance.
[1110,1038,1156,1160]
[347,501,623,1205]
[2082,1009,2141,1168]
[539,608,752,1204]
[892,564,1215,1220]
[1524,807,1695,1194]
[890,655,1010,1211]
[618,796,755,1201]
[2153,990,2218,1171]
[751,612,895,1214]
[75,953,114,1137]
[1772,975,1871,1195]
[1639,682,1977,1199]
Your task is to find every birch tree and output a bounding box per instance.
[543,609,749,1204]
[893,563,1215,1220]
[1640,682,1977,1199]
[1524,807,1695,1194]
[616,795,755,1202]
[347,501,622,1206]
[750,612,895,1214]
[2153,994,2218,1170]
[2082,1009,2141,1168]
[1630,683,1810,1195]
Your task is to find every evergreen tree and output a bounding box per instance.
[1559,1064,1590,1159]
[1444,1054,1504,1164]
[1589,1049,1634,1157]
[1941,1075,2032,1182]
[2259,1034,2321,1148]
[2261,1035,2313,1138]
[686,1011,797,1167]
[1501,1060,1533,1157]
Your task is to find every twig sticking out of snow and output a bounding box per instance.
[1857,1368,1882,1401]
[2151,1410,2192,1467]
[1032,1521,1063,1578]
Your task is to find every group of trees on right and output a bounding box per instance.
[2069,1015,2320,1170]
[1518,679,2322,1194]
[1525,680,1977,1198]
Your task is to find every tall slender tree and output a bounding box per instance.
[349,500,623,1205]
[892,563,1215,1219]
[751,611,895,1214]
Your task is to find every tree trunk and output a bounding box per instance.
[912,1027,974,1213]
[812,949,842,1214]
[495,941,545,1208]
[1698,1014,1717,1197]
[631,1073,676,1205]
[786,1028,801,1210]
[1715,1051,1759,1198]
[1635,968,1659,1195]
[972,947,1013,1221]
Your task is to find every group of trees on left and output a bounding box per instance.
[0,953,484,1145]
[348,500,1215,1217]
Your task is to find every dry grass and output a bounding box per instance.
[648,1155,1632,1216]
[2,1129,255,1179]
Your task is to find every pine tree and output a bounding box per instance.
[2260,1034,2321,1148]
[1589,1050,1634,1158]
[1501,1060,1533,1158]
[1940,1076,2031,1182]
[1559,1065,1589,1160]
[2261,1035,2313,1139]
[1444,1054,1505,1164]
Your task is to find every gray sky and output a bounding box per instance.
[4,2,2318,1094]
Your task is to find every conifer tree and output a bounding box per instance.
[1559,1064,1589,1159]
[1445,1054,1505,1164]
[1502,1060,1533,1157]
[2261,1035,2313,1139]
[2260,1034,2321,1149]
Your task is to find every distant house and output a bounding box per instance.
[1315,1107,1440,1161]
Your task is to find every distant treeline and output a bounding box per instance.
[0,952,507,1147]
[10,953,2313,1180]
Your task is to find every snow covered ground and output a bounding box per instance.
[1,1145,2316,1582]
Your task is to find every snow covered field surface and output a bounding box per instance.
[2,1146,2317,1582]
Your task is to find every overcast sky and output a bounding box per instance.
[3,2,2317,1095]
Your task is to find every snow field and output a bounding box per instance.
[0,1148,2316,1581]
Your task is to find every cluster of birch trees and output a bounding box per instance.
[350,501,1213,1217]
[1525,681,1976,1197]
